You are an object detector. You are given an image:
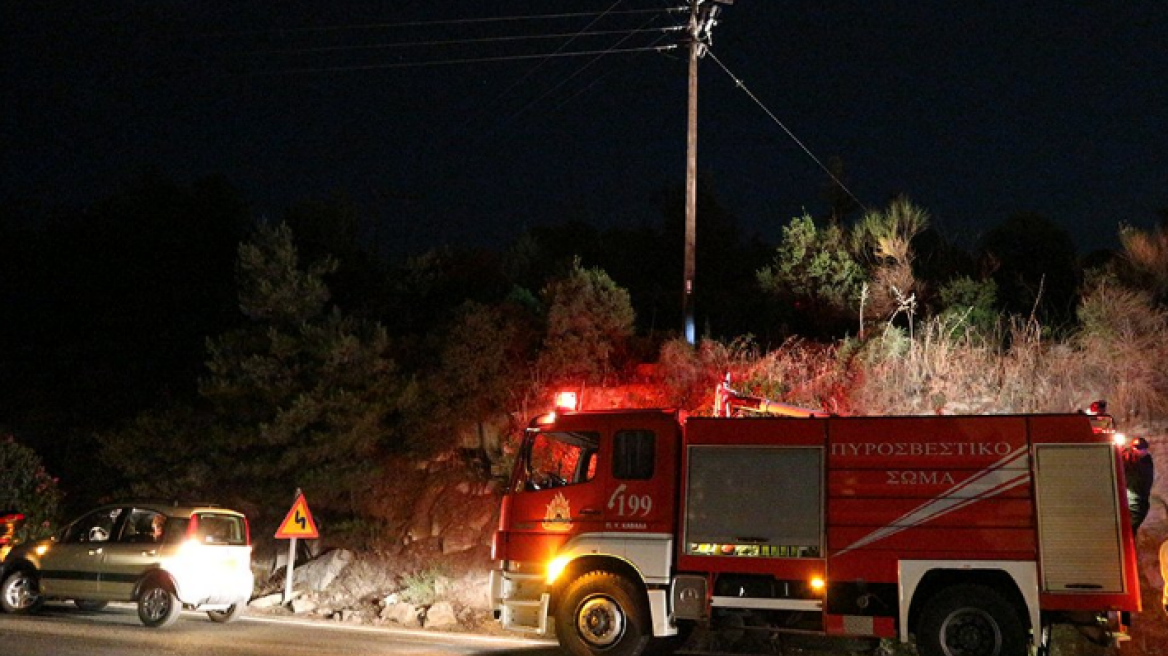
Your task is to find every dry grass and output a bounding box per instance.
[851,315,1071,416]
[736,340,851,415]
[848,280,1168,422]
[656,336,850,416]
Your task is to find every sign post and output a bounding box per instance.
[275,489,320,604]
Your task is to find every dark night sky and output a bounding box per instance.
[3,1,1167,256]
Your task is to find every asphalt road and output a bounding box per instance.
[1,603,563,656]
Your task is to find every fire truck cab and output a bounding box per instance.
[490,402,1140,656]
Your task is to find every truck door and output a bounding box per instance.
[504,426,608,562]
[603,418,677,536]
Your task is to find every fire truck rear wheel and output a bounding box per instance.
[557,570,651,656]
[917,584,1025,656]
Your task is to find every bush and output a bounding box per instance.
[0,435,63,541]
[757,214,866,336]
[399,565,451,606]
[537,259,635,384]
[1074,279,1168,421]
[937,276,998,339]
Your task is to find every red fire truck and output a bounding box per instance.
[490,391,1140,656]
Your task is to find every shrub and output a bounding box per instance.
[937,276,998,339]
[0,436,63,541]
[1074,279,1168,421]
[538,259,635,384]
[757,214,866,336]
[400,565,451,606]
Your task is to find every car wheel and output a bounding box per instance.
[75,599,109,612]
[138,582,182,628]
[207,603,245,623]
[1,568,44,614]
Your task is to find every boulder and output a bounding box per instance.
[424,601,458,629]
[441,526,479,554]
[406,485,444,542]
[249,592,288,608]
[292,549,353,592]
[291,596,318,614]
[464,498,497,532]
[452,571,492,610]
[382,601,420,626]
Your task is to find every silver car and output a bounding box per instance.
[0,502,253,627]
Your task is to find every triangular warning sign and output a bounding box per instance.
[275,494,320,539]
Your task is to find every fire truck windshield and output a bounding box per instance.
[521,431,599,491]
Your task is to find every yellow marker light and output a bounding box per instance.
[547,556,571,584]
[35,544,49,557]
[810,576,826,592]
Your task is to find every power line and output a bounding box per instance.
[196,8,685,39]
[513,13,677,121]
[237,26,684,58]
[251,44,679,76]
[421,0,639,162]
[242,2,685,76]
[482,0,650,128]
[397,2,680,204]
[547,25,676,113]
[705,48,870,214]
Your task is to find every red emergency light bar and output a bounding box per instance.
[554,391,578,413]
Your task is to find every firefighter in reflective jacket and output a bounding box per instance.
[1123,437,1154,535]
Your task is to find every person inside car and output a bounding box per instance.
[149,514,165,542]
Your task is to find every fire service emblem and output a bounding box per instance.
[542,492,572,531]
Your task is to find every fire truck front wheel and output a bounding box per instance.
[556,571,651,656]
[916,584,1026,656]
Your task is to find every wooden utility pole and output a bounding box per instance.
[682,0,729,345]
[683,0,700,345]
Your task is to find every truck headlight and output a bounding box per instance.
[547,556,571,585]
